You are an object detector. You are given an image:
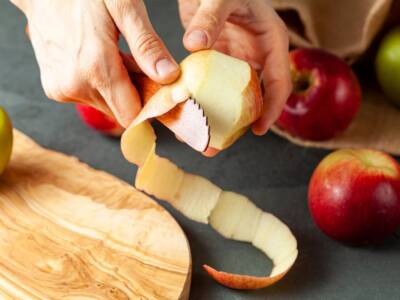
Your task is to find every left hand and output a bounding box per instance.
[178,0,292,135]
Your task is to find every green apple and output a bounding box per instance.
[376,27,400,107]
[0,106,13,175]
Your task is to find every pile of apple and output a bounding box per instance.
[276,37,400,244]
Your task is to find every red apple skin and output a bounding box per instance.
[308,149,400,245]
[75,104,124,137]
[277,48,361,141]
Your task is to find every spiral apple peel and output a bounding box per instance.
[121,50,298,290]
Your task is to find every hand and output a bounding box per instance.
[178,0,292,135]
[11,0,180,127]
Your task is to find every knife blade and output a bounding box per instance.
[131,73,210,152]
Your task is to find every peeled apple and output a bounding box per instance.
[122,50,298,289]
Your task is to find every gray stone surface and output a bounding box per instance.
[1,1,399,299]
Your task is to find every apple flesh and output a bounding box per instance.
[0,106,13,175]
[376,27,400,107]
[277,48,361,141]
[308,149,400,245]
[132,50,263,154]
[135,155,298,289]
[76,104,124,137]
[179,50,263,151]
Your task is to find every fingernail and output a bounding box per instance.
[187,30,208,48]
[156,58,179,78]
[252,127,264,136]
[252,119,270,136]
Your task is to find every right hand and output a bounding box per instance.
[178,0,292,136]
[11,0,180,127]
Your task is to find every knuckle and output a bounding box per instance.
[276,19,289,42]
[127,0,141,6]
[58,74,81,99]
[44,87,64,102]
[134,32,163,58]
[80,48,111,88]
[82,48,106,74]
[41,78,62,101]
[108,0,140,13]
[43,87,55,100]
[89,70,109,91]
[87,64,110,91]
[197,10,219,30]
[55,61,92,99]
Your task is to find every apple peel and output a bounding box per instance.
[203,264,287,290]
[121,50,298,290]
[121,111,298,290]
[136,151,184,202]
[203,249,298,289]
[173,174,221,224]
[209,191,262,241]
[121,121,155,167]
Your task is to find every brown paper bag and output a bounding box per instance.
[272,0,393,62]
[270,0,400,156]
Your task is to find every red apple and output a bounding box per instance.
[277,48,361,141]
[308,149,400,245]
[76,104,124,137]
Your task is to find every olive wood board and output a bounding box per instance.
[0,130,191,300]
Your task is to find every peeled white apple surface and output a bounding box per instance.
[136,151,184,202]
[173,174,221,224]
[209,191,262,241]
[179,51,262,150]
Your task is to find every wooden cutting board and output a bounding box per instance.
[0,130,191,299]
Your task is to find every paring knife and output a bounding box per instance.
[131,74,210,153]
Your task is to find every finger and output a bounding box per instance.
[105,0,180,84]
[96,57,142,128]
[120,52,141,74]
[72,95,115,118]
[183,0,235,51]
[87,101,115,118]
[202,147,219,157]
[40,64,119,120]
[177,0,197,28]
[252,16,292,135]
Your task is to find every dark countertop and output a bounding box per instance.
[1,1,399,299]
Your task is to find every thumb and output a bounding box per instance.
[183,0,233,51]
[105,0,180,84]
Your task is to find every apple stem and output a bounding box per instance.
[292,73,311,94]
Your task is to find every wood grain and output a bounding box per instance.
[0,130,191,300]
